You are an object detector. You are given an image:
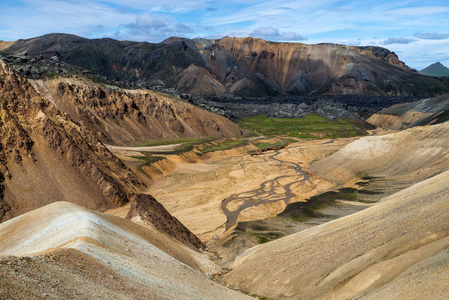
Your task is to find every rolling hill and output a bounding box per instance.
[222,122,449,299]
[367,93,449,129]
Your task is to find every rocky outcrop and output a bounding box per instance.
[0,60,144,221]
[126,194,204,249]
[188,94,420,121]
[341,45,414,71]
[2,33,448,97]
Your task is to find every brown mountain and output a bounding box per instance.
[0,59,144,222]
[28,76,245,145]
[0,60,207,249]
[2,33,448,97]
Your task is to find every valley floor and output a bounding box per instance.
[114,130,396,267]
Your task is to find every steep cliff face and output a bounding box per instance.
[3,33,448,97]
[29,77,245,145]
[216,37,442,96]
[0,60,144,222]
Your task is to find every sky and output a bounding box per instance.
[1,0,449,70]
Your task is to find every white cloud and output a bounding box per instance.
[135,14,167,28]
[414,32,449,40]
[250,27,306,41]
[117,13,195,42]
[382,37,416,45]
[98,0,207,12]
[387,6,449,16]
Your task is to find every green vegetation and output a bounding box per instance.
[251,138,296,151]
[200,139,246,154]
[252,232,284,244]
[131,137,204,147]
[131,155,164,164]
[238,114,366,138]
[279,188,363,222]
[130,154,165,175]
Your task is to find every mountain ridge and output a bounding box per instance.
[2,33,448,97]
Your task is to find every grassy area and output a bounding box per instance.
[238,114,366,138]
[251,138,296,151]
[131,155,165,164]
[131,137,206,147]
[200,139,246,154]
[252,232,284,244]
[130,155,165,175]
[278,188,362,222]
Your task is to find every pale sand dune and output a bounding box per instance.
[0,202,252,299]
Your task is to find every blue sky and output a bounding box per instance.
[1,0,449,70]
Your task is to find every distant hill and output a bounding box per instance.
[368,93,449,129]
[2,33,449,97]
[419,62,449,77]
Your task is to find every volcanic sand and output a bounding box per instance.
[148,137,360,243]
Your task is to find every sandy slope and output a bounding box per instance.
[310,122,449,185]
[368,93,449,129]
[0,202,251,299]
[222,168,449,299]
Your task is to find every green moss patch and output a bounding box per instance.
[238,114,366,138]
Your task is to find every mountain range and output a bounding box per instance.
[1,33,448,97]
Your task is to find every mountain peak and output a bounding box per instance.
[419,62,449,77]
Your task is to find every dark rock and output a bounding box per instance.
[126,194,205,250]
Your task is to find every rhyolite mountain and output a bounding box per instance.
[418,62,449,77]
[1,33,448,97]
[0,59,142,221]
[0,59,209,249]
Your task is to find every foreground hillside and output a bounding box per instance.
[0,56,247,224]
[221,123,449,299]
[223,166,449,299]
[0,202,251,299]
[1,33,448,96]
